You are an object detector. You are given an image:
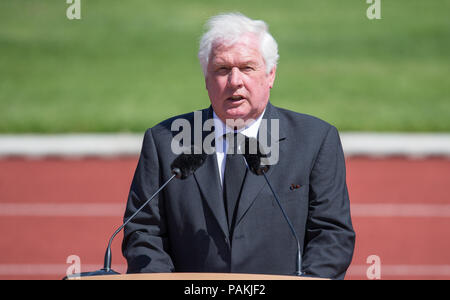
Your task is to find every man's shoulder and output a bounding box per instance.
[144,107,210,137]
[271,105,343,159]
[142,104,337,141]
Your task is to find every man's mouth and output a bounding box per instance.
[227,95,245,101]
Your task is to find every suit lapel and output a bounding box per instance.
[193,107,230,240]
[234,103,287,228]
[191,104,287,238]
[193,152,229,239]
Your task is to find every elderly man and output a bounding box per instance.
[122,13,355,279]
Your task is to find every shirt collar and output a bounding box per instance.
[212,108,266,141]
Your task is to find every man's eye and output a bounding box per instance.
[216,67,229,73]
[241,66,254,72]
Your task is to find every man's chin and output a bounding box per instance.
[223,109,249,122]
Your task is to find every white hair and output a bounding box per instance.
[198,12,279,76]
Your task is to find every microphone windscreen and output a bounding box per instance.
[170,146,208,179]
[239,137,270,175]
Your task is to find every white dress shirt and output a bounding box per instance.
[213,109,266,185]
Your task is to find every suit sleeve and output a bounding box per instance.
[121,128,175,273]
[301,126,355,279]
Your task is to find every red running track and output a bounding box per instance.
[0,157,449,280]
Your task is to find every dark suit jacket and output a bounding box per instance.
[122,103,355,279]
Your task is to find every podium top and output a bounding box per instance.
[73,272,326,280]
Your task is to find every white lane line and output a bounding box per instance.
[0,264,127,276]
[346,264,450,277]
[341,132,450,157]
[1,203,450,217]
[351,203,450,217]
[0,134,143,157]
[0,203,125,217]
[1,133,450,157]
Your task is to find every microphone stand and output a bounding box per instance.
[64,172,178,279]
[103,173,177,273]
[238,136,303,276]
[262,170,303,276]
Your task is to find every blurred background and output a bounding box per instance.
[0,0,449,280]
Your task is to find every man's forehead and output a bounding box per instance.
[211,53,260,65]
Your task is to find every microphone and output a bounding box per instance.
[64,146,207,279]
[239,137,303,276]
[170,147,208,179]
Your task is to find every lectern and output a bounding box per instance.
[67,273,326,280]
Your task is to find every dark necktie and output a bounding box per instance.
[223,132,247,232]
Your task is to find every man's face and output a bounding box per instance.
[205,34,276,126]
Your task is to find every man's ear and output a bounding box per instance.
[204,74,209,90]
[268,66,276,89]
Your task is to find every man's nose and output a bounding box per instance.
[228,67,244,89]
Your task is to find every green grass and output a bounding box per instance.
[0,0,449,133]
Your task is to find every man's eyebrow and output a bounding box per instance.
[239,61,258,66]
[211,60,259,67]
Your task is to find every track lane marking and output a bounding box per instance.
[351,203,450,217]
[1,203,449,217]
[0,203,125,217]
